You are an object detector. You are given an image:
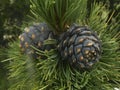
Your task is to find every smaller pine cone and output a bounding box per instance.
[19,23,55,59]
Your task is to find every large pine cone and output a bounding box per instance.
[58,24,102,69]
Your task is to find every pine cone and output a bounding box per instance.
[19,23,55,59]
[58,24,102,69]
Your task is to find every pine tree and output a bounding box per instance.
[3,0,120,90]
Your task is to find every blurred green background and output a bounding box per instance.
[0,0,30,89]
[0,0,119,89]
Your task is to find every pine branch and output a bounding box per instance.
[30,0,87,33]
[4,1,120,90]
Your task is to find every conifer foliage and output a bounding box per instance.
[5,0,120,90]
